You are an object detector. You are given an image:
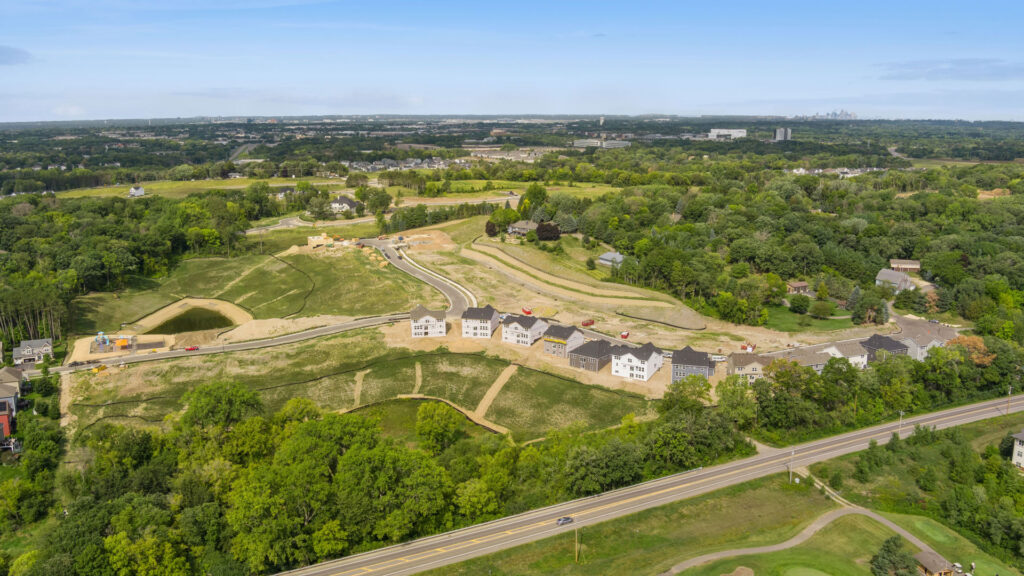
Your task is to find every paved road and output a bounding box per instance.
[37,315,408,378]
[278,394,1024,576]
[363,239,473,316]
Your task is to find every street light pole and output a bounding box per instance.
[1009,385,1013,416]
[898,410,904,437]
[789,449,795,483]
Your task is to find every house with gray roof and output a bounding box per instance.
[727,352,770,383]
[598,251,624,267]
[507,220,538,237]
[542,325,585,357]
[0,367,21,418]
[671,346,715,382]
[913,550,953,576]
[410,305,446,338]
[875,269,915,293]
[611,342,663,381]
[862,334,908,361]
[330,195,361,213]
[820,341,870,369]
[776,349,833,374]
[896,322,957,361]
[460,305,499,339]
[569,340,614,372]
[501,314,548,346]
[13,338,52,366]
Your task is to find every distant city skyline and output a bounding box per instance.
[1,0,1023,122]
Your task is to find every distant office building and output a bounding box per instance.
[708,129,747,140]
[601,140,631,149]
[573,139,602,148]
[774,128,792,141]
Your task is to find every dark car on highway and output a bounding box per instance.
[556,516,574,526]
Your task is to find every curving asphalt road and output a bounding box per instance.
[277,394,1024,576]
[363,239,473,316]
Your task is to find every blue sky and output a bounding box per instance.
[1,0,1023,121]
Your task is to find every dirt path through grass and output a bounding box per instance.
[213,257,270,298]
[413,362,423,394]
[397,393,510,434]
[352,369,370,409]
[473,364,519,420]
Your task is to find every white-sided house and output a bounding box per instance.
[12,338,52,366]
[501,315,548,346]
[598,251,624,267]
[330,196,360,213]
[875,269,914,293]
[128,186,145,198]
[461,305,500,339]
[611,342,663,382]
[409,305,446,338]
[727,352,769,384]
[1011,431,1024,470]
[820,341,870,369]
[896,323,958,361]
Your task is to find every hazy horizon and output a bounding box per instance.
[2,0,1023,122]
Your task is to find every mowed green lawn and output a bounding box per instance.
[68,329,645,442]
[764,305,855,332]
[59,177,345,199]
[420,475,837,576]
[72,246,442,334]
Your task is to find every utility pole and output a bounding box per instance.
[897,410,904,437]
[1009,384,1014,416]
[574,528,580,564]
[789,449,795,483]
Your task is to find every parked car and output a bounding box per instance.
[620,331,630,339]
[556,516,574,526]
[928,319,939,324]
[581,319,594,327]
[185,346,199,352]
[522,307,533,315]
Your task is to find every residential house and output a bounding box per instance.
[913,551,954,576]
[777,350,833,374]
[569,340,614,372]
[507,220,538,237]
[330,196,360,213]
[896,322,957,361]
[501,315,548,346]
[128,186,145,198]
[861,334,909,361]
[727,352,769,384]
[598,251,624,267]
[671,346,715,382]
[820,341,870,369]
[875,269,915,293]
[889,259,921,273]
[542,325,585,358]
[786,281,810,295]
[611,343,663,381]
[0,367,20,438]
[1011,431,1024,470]
[0,367,20,418]
[460,305,499,339]
[409,305,446,338]
[12,338,52,366]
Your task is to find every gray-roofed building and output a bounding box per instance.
[913,550,953,576]
[0,366,22,418]
[569,340,614,372]
[875,269,915,293]
[777,350,833,374]
[501,314,548,346]
[862,334,909,361]
[1011,430,1024,470]
[12,338,52,366]
[128,186,145,198]
[611,342,663,381]
[896,322,958,361]
[507,220,539,237]
[598,251,624,267]
[410,305,446,338]
[820,341,870,369]
[330,195,361,213]
[727,352,769,383]
[671,346,715,382]
[542,325,585,357]
[786,281,810,295]
[461,305,499,339]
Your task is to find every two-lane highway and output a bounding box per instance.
[280,393,1024,576]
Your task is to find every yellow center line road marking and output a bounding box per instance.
[319,397,1023,576]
